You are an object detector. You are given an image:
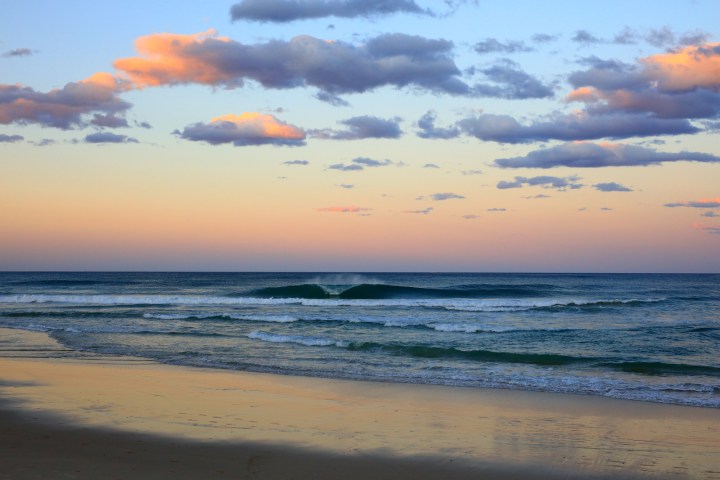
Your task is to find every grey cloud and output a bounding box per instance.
[405,207,433,214]
[423,163,440,168]
[118,31,556,100]
[576,55,631,72]
[462,214,479,219]
[593,182,633,192]
[416,110,460,139]
[474,38,532,54]
[353,157,392,167]
[328,163,364,171]
[701,211,719,217]
[664,200,720,208]
[567,27,708,49]
[428,192,465,201]
[613,28,639,45]
[472,60,554,99]
[497,175,582,191]
[572,84,720,120]
[33,138,55,147]
[230,0,430,22]
[568,63,645,91]
[337,183,354,188]
[0,77,130,130]
[646,27,675,47]
[135,121,152,129]
[284,159,309,165]
[328,156,392,171]
[611,27,709,47]
[312,115,402,140]
[617,27,710,48]
[572,30,602,45]
[487,208,506,212]
[677,30,711,46]
[495,142,720,169]
[523,194,551,199]
[461,170,483,176]
[600,207,613,211]
[531,33,558,43]
[458,112,696,144]
[2,48,35,58]
[168,33,471,96]
[90,113,129,128]
[84,132,138,144]
[417,110,460,139]
[0,133,23,143]
[366,33,454,59]
[314,91,350,107]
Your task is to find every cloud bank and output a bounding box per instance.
[230,0,430,22]
[495,142,720,168]
[457,112,697,143]
[114,30,472,97]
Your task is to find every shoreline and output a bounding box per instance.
[1,328,719,479]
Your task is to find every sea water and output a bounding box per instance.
[0,272,718,407]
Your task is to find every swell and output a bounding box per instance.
[249,283,550,299]
[346,342,586,366]
[601,361,720,377]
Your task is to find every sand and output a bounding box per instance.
[0,327,718,479]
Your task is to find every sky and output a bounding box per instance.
[1,0,719,272]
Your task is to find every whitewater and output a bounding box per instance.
[0,272,718,407]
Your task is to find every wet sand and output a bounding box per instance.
[0,328,718,479]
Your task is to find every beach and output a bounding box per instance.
[1,328,718,479]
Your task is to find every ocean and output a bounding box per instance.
[0,272,718,407]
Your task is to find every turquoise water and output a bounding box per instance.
[0,272,718,407]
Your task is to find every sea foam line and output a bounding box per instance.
[247,331,347,347]
[0,294,666,311]
[143,313,298,323]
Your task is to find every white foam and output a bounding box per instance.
[429,323,515,333]
[0,294,665,312]
[143,313,298,323]
[247,331,346,347]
